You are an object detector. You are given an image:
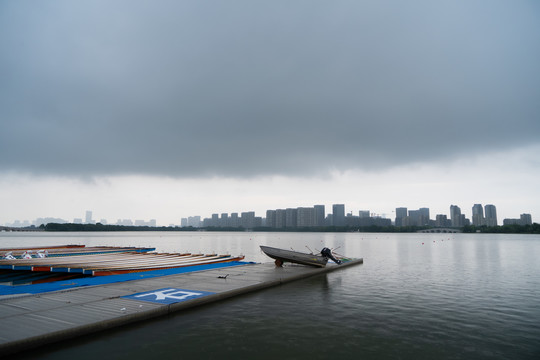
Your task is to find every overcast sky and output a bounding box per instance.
[1,1,539,226]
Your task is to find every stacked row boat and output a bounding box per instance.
[0,246,245,280]
[0,245,155,259]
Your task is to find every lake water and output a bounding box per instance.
[2,231,539,359]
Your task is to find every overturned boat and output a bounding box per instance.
[260,245,341,267]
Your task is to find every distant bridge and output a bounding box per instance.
[417,228,461,233]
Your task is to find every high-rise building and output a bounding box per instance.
[332,204,345,226]
[221,213,229,227]
[435,214,449,227]
[326,214,333,226]
[275,209,286,228]
[408,210,421,226]
[266,210,276,228]
[450,205,462,227]
[314,205,325,227]
[240,211,255,229]
[395,207,407,226]
[419,208,430,225]
[359,210,370,218]
[85,211,93,224]
[520,213,532,225]
[472,204,484,226]
[484,204,497,226]
[230,213,239,227]
[211,213,219,227]
[285,208,298,228]
[187,216,201,227]
[297,207,315,227]
[402,208,429,226]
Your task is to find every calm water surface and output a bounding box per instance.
[2,231,539,359]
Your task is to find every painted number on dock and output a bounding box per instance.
[123,288,215,304]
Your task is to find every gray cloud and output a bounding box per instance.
[1,1,539,177]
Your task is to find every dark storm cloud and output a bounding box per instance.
[1,1,539,177]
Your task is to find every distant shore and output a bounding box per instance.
[2,222,537,234]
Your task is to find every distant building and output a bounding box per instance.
[264,205,325,228]
[407,210,421,226]
[325,214,333,226]
[450,205,462,227]
[484,204,497,226]
[133,219,156,227]
[374,217,392,227]
[221,213,229,227]
[472,204,484,226]
[314,205,325,227]
[241,211,256,229]
[503,213,532,226]
[297,207,315,227]
[362,215,391,227]
[187,216,201,227]
[116,219,133,226]
[210,214,219,227]
[285,208,297,228]
[266,210,276,228]
[395,207,407,227]
[419,208,430,225]
[31,217,66,226]
[332,204,345,226]
[401,208,429,226]
[435,214,450,227]
[359,210,370,218]
[85,211,94,224]
[230,213,239,227]
[11,220,22,227]
[521,213,532,225]
[275,209,286,228]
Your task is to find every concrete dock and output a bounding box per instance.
[0,259,363,356]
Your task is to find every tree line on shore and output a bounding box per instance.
[462,223,540,234]
[39,222,540,234]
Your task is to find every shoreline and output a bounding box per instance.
[2,222,539,234]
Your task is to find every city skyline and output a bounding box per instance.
[4,202,535,229]
[1,2,539,229]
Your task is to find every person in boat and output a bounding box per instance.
[321,247,342,264]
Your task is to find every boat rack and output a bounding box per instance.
[0,245,244,277]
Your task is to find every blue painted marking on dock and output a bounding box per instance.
[13,266,32,271]
[122,287,215,305]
